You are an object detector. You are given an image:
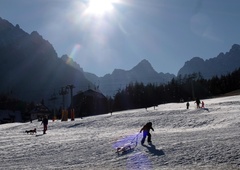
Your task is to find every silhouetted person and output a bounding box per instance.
[186,102,190,109]
[195,98,201,108]
[41,115,48,134]
[140,122,154,145]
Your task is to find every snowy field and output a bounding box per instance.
[0,95,240,170]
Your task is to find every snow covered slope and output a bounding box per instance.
[1,95,240,170]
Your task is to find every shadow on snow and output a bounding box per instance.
[142,143,165,156]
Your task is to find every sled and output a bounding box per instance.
[115,133,140,155]
[116,143,133,155]
[202,107,209,112]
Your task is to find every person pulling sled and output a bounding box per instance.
[140,122,154,145]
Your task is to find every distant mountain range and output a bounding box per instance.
[66,44,240,96]
[1,17,240,102]
[83,59,175,96]
[68,43,240,96]
[178,44,240,79]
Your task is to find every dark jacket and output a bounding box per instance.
[42,117,48,125]
[140,122,154,133]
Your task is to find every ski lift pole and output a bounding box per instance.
[66,84,75,121]
[59,87,69,121]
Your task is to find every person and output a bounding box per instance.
[186,102,190,109]
[201,101,205,108]
[195,98,201,108]
[41,115,48,134]
[140,122,154,145]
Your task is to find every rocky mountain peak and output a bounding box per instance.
[0,17,13,31]
[61,55,83,72]
[229,44,240,53]
[131,59,156,74]
[0,17,91,102]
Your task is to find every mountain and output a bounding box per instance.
[84,59,175,96]
[0,17,91,103]
[178,44,240,79]
[84,43,240,96]
[3,16,239,102]
[61,54,84,72]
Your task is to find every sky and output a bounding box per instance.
[1,0,240,77]
[1,95,240,169]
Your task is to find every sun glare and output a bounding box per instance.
[86,0,114,15]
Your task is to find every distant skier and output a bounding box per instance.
[195,98,201,108]
[201,101,205,108]
[41,115,48,134]
[140,122,154,145]
[186,102,190,109]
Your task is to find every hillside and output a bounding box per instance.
[0,95,239,169]
[0,17,91,102]
[219,89,240,97]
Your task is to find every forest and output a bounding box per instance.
[111,67,240,112]
[1,67,240,119]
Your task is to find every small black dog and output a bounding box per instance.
[25,128,37,134]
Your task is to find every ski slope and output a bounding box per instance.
[1,95,240,170]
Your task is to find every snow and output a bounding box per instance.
[1,95,240,170]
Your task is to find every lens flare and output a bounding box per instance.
[69,44,81,61]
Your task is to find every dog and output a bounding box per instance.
[25,128,37,134]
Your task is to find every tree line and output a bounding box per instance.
[110,67,240,112]
[1,67,240,119]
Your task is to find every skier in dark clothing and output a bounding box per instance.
[140,122,154,145]
[195,98,201,108]
[186,102,190,109]
[41,115,48,134]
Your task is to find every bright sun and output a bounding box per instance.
[86,0,114,15]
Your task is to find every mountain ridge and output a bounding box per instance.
[178,44,240,79]
[81,58,175,96]
[0,17,91,103]
[1,17,240,100]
